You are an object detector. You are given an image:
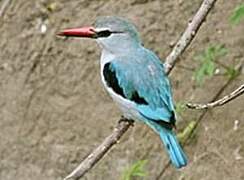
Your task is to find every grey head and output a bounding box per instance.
[94,16,142,53]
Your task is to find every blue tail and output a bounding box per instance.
[140,117,187,168]
[158,126,187,168]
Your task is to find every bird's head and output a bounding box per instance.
[57,16,142,53]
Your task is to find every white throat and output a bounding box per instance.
[100,48,116,67]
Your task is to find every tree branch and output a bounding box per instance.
[164,0,217,74]
[64,0,217,179]
[186,83,244,109]
[64,118,134,180]
[0,0,11,17]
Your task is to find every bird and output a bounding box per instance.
[57,16,187,168]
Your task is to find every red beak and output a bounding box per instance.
[57,26,97,38]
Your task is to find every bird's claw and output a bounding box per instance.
[119,116,134,126]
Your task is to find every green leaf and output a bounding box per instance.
[121,160,147,180]
[194,45,228,86]
[225,66,239,80]
[230,3,244,25]
[177,121,197,144]
[175,101,186,116]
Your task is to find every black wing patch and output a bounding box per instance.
[131,91,148,105]
[154,112,176,129]
[103,62,148,105]
[103,63,126,98]
[170,112,176,125]
[140,110,176,130]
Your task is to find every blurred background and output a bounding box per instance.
[0,0,244,179]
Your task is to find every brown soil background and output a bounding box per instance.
[0,0,244,180]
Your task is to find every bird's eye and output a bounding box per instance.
[97,30,112,38]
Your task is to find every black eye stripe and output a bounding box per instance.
[97,30,124,38]
[97,30,112,37]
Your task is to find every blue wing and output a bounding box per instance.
[103,48,176,125]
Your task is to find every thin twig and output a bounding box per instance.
[186,83,244,109]
[64,0,217,179]
[0,0,11,17]
[156,65,242,180]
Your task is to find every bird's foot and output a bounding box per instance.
[119,116,134,126]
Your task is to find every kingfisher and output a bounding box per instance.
[57,16,187,168]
